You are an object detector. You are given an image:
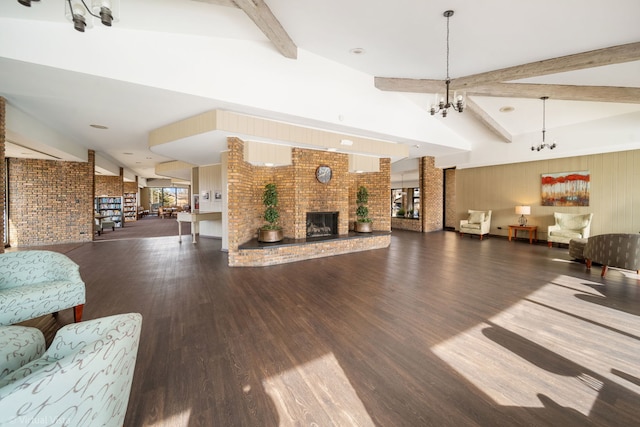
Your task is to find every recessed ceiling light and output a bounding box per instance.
[123,152,133,155]
[90,124,108,129]
[350,48,365,55]
[499,106,515,113]
[340,139,353,146]
[327,148,338,152]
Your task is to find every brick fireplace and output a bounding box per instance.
[227,138,392,266]
[306,212,339,238]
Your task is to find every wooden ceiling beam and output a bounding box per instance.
[374,77,445,93]
[468,83,640,104]
[195,0,297,59]
[464,97,512,143]
[232,0,298,59]
[451,41,640,89]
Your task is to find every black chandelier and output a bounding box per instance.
[430,10,464,117]
[18,0,119,32]
[531,96,557,151]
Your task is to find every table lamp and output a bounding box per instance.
[515,205,531,226]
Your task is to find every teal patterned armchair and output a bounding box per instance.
[0,313,142,426]
[0,251,86,326]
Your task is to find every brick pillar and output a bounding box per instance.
[420,156,443,232]
[89,150,96,240]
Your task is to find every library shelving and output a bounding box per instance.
[95,197,123,228]
[123,192,137,222]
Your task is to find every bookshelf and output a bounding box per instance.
[123,192,137,222]
[95,197,123,228]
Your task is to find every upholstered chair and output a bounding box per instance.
[459,210,492,240]
[547,212,593,247]
[0,313,142,427]
[0,250,86,325]
[584,234,640,277]
[0,326,45,381]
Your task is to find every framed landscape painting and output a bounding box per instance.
[541,171,590,206]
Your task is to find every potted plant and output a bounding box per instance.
[258,183,284,242]
[355,185,373,233]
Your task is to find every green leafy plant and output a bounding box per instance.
[261,183,281,230]
[356,185,372,223]
[396,208,405,217]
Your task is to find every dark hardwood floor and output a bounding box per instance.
[16,230,640,426]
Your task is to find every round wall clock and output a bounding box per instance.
[316,165,332,184]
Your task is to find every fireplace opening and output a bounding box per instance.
[306,212,338,238]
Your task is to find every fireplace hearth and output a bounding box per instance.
[306,212,338,237]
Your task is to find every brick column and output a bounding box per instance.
[420,156,443,232]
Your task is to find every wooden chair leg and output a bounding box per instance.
[601,265,608,277]
[548,242,553,248]
[74,304,85,322]
[586,259,592,270]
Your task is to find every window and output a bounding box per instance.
[149,187,190,209]
[391,187,420,218]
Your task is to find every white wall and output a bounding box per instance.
[198,164,224,238]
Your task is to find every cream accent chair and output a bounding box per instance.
[0,313,142,427]
[547,212,593,247]
[459,210,492,240]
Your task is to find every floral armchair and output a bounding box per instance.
[459,210,492,240]
[0,313,142,426]
[0,250,85,325]
[547,212,593,247]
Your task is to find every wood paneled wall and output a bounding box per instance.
[456,149,640,238]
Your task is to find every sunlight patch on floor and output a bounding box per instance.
[262,353,375,426]
[144,408,191,427]
[432,275,640,416]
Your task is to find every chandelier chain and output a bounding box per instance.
[429,10,464,117]
[446,12,450,80]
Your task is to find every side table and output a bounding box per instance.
[508,225,538,244]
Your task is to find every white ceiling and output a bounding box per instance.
[1,0,639,183]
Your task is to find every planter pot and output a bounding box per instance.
[258,228,283,242]
[355,221,372,233]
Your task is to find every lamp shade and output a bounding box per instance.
[515,205,531,215]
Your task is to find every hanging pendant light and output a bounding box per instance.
[531,96,557,151]
[19,0,119,32]
[430,10,464,117]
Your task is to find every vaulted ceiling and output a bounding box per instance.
[1,0,639,182]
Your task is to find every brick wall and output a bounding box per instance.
[8,154,95,247]
[227,137,391,266]
[349,158,391,232]
[0,98,5,252]
[421,157,443,232]
[124,181,137,193]
[95,175,123,197]
[391,217,422,232]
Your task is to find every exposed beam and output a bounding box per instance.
[465,97,512,143]
[451,42,640,89]
[468,83,640,104]
[375,42,640,102]
[195,0,297,59]
[232,0,297,59]
[374,77,445,93]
